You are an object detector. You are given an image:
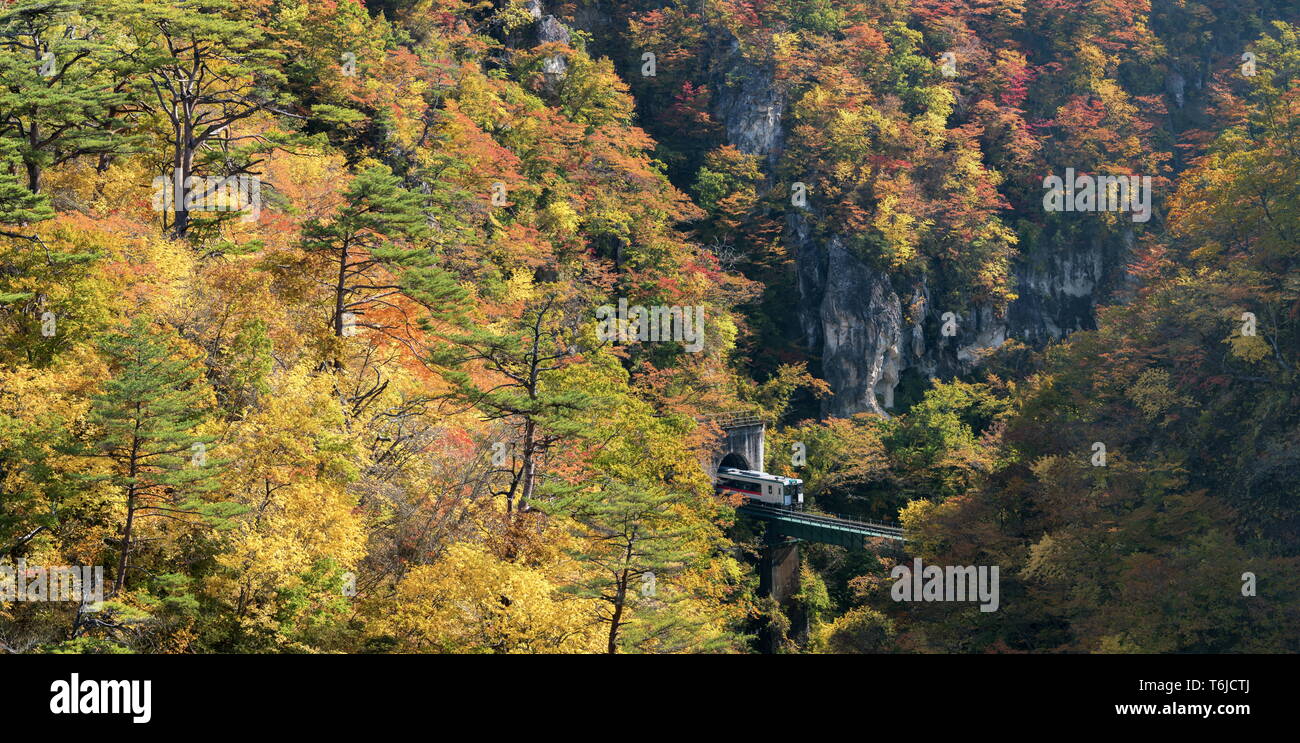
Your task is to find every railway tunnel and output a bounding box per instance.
[709,412,765,477]
[708,413,800,606]
[708,411,906,650]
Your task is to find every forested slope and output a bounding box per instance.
[0,0,1296,653]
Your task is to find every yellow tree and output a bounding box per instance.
[206,365,366,651]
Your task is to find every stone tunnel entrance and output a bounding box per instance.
[708,412,765,477]
[704,412,800,652]
[718,452,750,470]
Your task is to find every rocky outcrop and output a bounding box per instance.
[537,14,570,45]
[1005,234,1111,345]
[538,15,570,78]
[710,41,1127,418]
[793,221,905,417]
[818,244,903,417]
[710,36,784,164]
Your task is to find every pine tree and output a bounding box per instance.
[0,138,52,231]
[428,291,595,517]
[82,318,240,596]
[117,0,288,238]
[0,0,140,194]
[300,164,439,370]
[558,479,724,654]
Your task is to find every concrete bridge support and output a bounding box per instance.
[758,530,805,652]
[705,412,808,649]
[759,533,800,604]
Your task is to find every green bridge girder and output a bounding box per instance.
[737,502,905,549]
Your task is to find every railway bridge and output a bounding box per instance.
[707,413,907,605]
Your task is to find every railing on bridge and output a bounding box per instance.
[737,502,905,549]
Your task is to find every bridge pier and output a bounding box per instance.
[758,530,800,604]
[740,506,905,652]
[757,529,806,651]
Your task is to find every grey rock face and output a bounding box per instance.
[1006,235,1109,345]
[537,15,570,45]
[537,16,570,77]
[794,230,1115,416]
[709,44,1123,417]
[797,232,904,417]
[823,242,903,417]
[1166,69,1186,108]
[711,37,784,163]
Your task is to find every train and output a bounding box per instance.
[716,466,804,508]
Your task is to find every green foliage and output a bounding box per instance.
[80,319,243,594]
[558,479,720,653]
[0,0,142,194]
[1,0,1297,657]
[815,606,896,654]
[42,636,133,654]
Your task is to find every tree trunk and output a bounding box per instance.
[607,568,628,654]
[171,127,195,238]
[113,486,136,596]
[518,418,537,511]
[332,242,349,370]
[25,152,40,194]
[27,44,42,193]
[113,436,141,596]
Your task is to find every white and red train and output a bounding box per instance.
[716,467,804,508]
